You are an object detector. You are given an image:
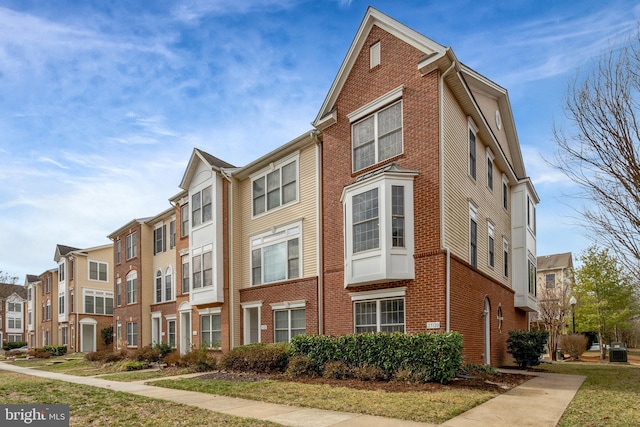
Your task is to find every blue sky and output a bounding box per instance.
[1,0,639,280]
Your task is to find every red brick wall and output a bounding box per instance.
[239,277,318,343]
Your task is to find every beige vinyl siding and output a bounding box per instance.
[235,142,318,289]
[471,90,513,164]
[442,83,511,288]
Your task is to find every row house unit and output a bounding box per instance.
[25,244,114,352]
[0,283,27,346]
[106,7,538,365]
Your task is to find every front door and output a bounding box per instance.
[81,323,95,352]
[244,307,260,345]
[180,312,191,355]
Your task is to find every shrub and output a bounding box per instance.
[30,349,52,359]
[154,342,174,359]
[220,343,290,374]
[353,365,387,381]
[560,333,589,360]
[458,363,498,377]
[132,345,162,363]
[162,350,181,366]
[2,341,27,351]
[85,350,109,362]
[285,355,318,378]
[178,347,217,372]
[85,349,128,363]
[101,325,114,346]
[507,330,549,368]
[322,360,349,379]
[290,332,463,384]
[119,360,150,371]
[43,345,67,356]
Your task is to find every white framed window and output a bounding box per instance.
[192,248,212,289]
[181,204,189,237]
[352,101,403,172]
[116,321,122,348]
[126,232,137,260]
[182,255,190,294]
[468,119,478,180]
[116,278,122,306]
[351,288,406,333]
[274,308,306,343]
[503,238,509,278]
[61,326,68,345]
[8,317,22,329]
[116,240,122,264]
[154,224,167,255]
[127,322,138,347]
[58,262,65,282]
[527,196,536,234]
[126,271,137,304]
[84,290,114,315]
[486,148,494,191]
[201,312,221,348]
[469,203,478,268]
[545,273,556,289]
[502,174,508,210]
[165,267,173,301]
[8,334,22,342]
[487,221,495,268]
[155,270,163,303]
[58,294,65,315]
[89,260,108,281]
[170,220,176,249]
[528,257,537,296]
[167,318,176,348]
[370,41,380,68]
[251,223,301,286]
[8,302,22,313]
[192,185,212,228]
[252,156,298,216]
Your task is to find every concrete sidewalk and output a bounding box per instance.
[0,361,585,426]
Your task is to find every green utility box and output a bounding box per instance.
[609,342,627,363]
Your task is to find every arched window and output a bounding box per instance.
[165,267,173,301]
[155,270,163,303]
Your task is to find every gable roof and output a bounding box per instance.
[179,148,235,190]
[0,283,27,299]
[537,252,574,271]
[313,6,528,181]
[54,244,83,262]
[107,217,153,240]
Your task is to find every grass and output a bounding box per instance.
[151,377,496,424]
[0,370,278,427]
[537,352,640,427]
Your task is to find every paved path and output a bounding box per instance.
[0,362,585,426]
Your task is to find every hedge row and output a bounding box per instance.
[290,332,463,384]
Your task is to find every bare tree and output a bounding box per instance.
[551,31,640,274]
[0,270,19,284]
[532,276,571,360]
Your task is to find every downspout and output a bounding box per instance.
[312,130,324,335]
[220,168,234,349]
[440,58,456,332]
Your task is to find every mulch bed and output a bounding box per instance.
[197,370,531,393]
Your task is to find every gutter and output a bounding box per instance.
[220,168,235,349]
[312,130,324,335]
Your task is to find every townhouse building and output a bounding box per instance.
[537,252,574,295]
[49,244,114,352]
[35,269,58,347]
[0,283,27,346]
[312,8,538,366]
[25,274,40,348]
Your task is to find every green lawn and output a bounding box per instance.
[0,370,278,427]
[538,358,640,427]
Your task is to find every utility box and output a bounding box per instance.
[609,342,628,363]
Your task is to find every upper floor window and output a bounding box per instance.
[469,203,478,267]
[487,149,494,191]
[252,158,298,216]
[192,185,212,228]
[116,278,122,306]
[352,101,402,172]
[45,276,51,294]
[126,232,137,260]
[487,222,495,268]
[165,267,173,301]
[116,240,122,264]
[58,263,65,282]
[169,220,176,249]
[154,225,167,255]
[155,270,163,303]
[503,238,509,277]
[84,290,113,315]
[502,175,508,210]
[89,260,108,281]
[251,223,300,286]
[192,249,212,289]
[528,258,537,296]
[545,273,556,289]
[182,255,190,294]
[58,294,65,315]
[181,204,189,237]
[370,41,380,68]
[8,302,22,313]
[469,129,477,180]
[353,188,379,253]
[527,196,536,234]
[126,271,137,304]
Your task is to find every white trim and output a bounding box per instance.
[241,301,263,309]
[198,307,221,315]
[347,85,403,123]
[349,287,406,301]
[270,300,306,310]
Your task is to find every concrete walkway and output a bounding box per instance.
[0,362,585,426]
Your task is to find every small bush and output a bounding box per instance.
[2,341,27,351]
[459,363,498,377]
[220,343,290,374]
[85,350,109,362]
[178,347,217,372]
[285,355,318,378]
[30,349,52,359]
[507,330,549,368]
[392,368,431,383]
[154,342,174,359]
[322,360,349,379]
[119,360,150,371]
[353,365,387,381]
[85,349,128,363]
[132,345,162,363]
[162,350,181,366]
[43,345,67,356]
[560,333,589,360]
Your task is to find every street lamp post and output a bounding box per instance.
[569,296,577,334]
